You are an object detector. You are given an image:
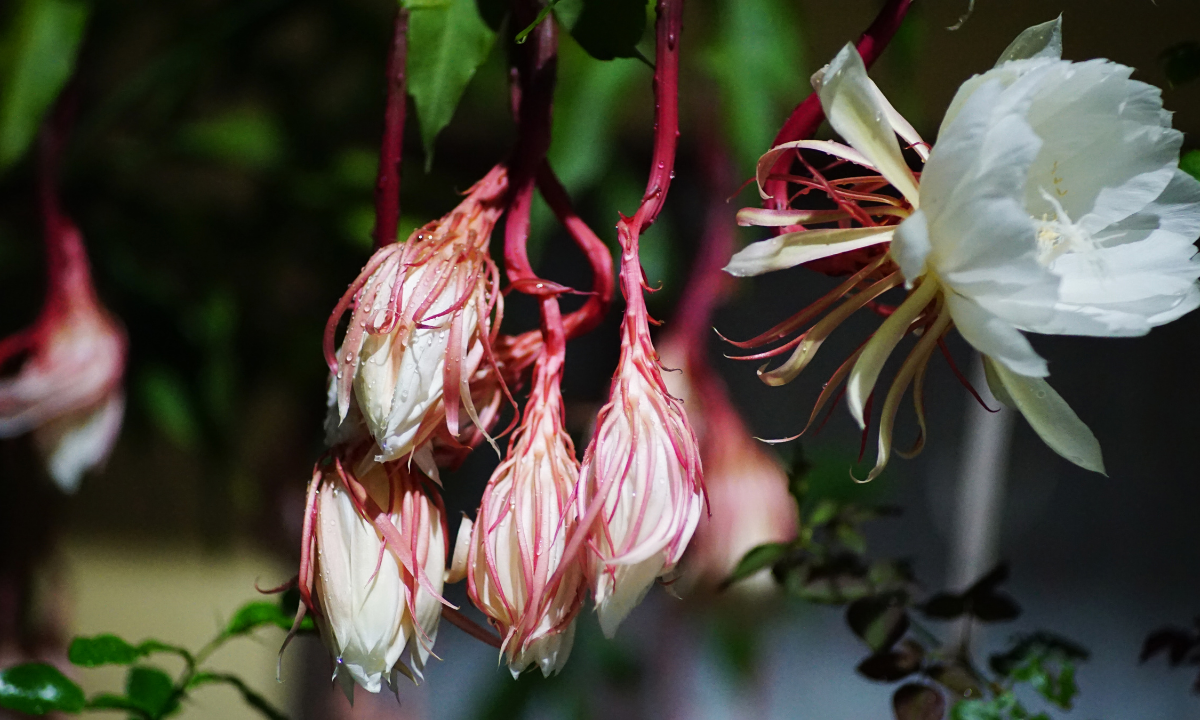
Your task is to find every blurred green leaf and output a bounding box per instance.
[990,632,1088,710]
[702,0,804,172]
[554,0,648,61]
[723,542,790,588]
[332,148,377,191]
[86,693,143,712]
[807,498,839,528]
[176,110,284,170]
[0,0,88,169]
[1162,41,1200,87]
[407,0,497,170]
[125,666,177,718]
[137,366,200,450]
[847,591,909,652]
[226,600,294,635]
[1180,150,1200,182]
[0,663,85,714]
[69,635,144,667]
[892,683,945,720]
[188,673,288,720]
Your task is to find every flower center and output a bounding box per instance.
[1034,188,1098,266]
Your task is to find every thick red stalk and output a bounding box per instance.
[372,9,410,249]
[630,0,683,233]
[763,0,913,209]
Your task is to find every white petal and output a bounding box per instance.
[892,209,931,283]
[754,140,876,199]
[818,44,920,205]
[995,16,1063,66]
[983,356,1105,474]
[723,227,893,277]
[944,292,1049,377]
[33,391,125,493]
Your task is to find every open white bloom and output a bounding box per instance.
[310,453,445,697]
[726,19,1200,477]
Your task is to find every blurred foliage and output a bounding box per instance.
[1162,41,1200,88]
[0,593,309,718]
[1141,616,1200,692]
[723,453,1093,720]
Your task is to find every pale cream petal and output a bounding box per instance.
[755,139,875,199]
[818,44,920,205]
[723,227,893,277]
[995,16,1063,66]
[984,356,1105,474]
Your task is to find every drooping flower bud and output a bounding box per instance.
[574,233,704,638]
[303,445,447,697]
[0,218,126,493]
[326,165,509,462]
[464,323,586,677]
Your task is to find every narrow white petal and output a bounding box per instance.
[755,140,876,199]
[723,227,893,277]
[983,356,1105,474]
[818,44,920,205]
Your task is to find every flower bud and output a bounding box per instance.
[327,166,508,462]
[575,243,704,638]
[309,448,446,696]
[465,349,585,677]
[0,221,126,493]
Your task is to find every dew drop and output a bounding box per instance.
[1035,390,1047,399]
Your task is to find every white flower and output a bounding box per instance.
[311,455,445,696]
[725,19,1200,477]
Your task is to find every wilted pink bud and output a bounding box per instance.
[575,237,704,638]
[0,218,126,492]
[463,334,586,677]
[326,165,509,462]
[301,445,447,697]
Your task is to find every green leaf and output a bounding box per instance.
[846,592,909,652]
[137,365,200,450]
[0,663,85,714]
[176,109,284,170]
[406,0,497,170]
[1162,41,1200,87]
[721,542,789,588]
[554,0,647,61]
[0,0,89,170]
[226,600,293,635]
[892,683,945,720]
[1180,150,1200,182]
[806,498,839,528]
[86,693,144,712]
[68,635,143,667]
[188,673,288,720]
[125,666,177,718]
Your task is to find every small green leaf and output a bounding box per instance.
[176,110,284,170]
[857,651,918,682]
[846,592,909,652]
[0,663,85,714]
[1180,150,1200,182]
[137,366,200,451]
[920,592,966,619]
[835,524,867,555]
[722,542,790,588]
[125,666,177,718]
[407,0,497,170]
[1162,41,1200,87]
[807,498,839,528]
[554,0,647,61]
[0,0,89,169]
[68,634,143,667]
[226,601,292,635]
[892,683,945,720]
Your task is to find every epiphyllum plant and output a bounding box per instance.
[727,18,1200,479]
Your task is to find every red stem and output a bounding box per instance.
[630,0,683,233]
[372,9,410,249]
[763,0,913,209]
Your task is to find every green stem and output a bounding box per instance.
[514,0,561,44]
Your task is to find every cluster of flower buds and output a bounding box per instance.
[0,192,126,493]
[298,145,706,692]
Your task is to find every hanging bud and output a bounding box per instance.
[0,219,126,493]
[303,445,447,697]
[575,232,704,638]
[326,165,509,462]
[464,328,586,677]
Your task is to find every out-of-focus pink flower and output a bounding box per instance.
[325,165,509,463]
[0,217,126,493]
[463,323,586,677]
[300,443,447,697]
[574,234,704,638]
[659,339,798,596]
